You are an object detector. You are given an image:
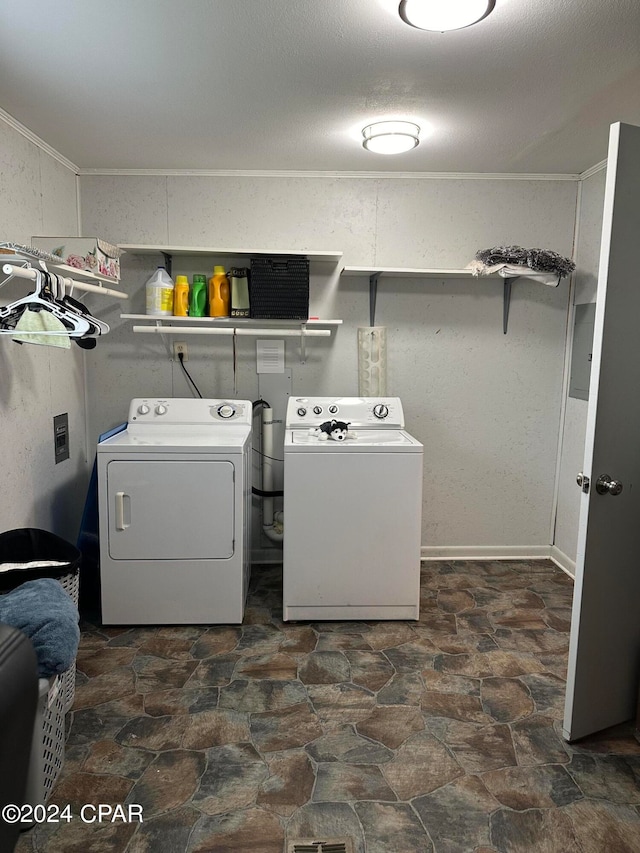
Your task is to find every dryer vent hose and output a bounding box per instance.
[253,487,284,498]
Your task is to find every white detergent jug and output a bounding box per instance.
[145,267,174,316]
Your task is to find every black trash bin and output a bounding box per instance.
[0,528,81,712]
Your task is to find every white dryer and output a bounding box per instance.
[97,398,252,625]
[283,397,423,621]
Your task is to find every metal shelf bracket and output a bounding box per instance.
[503,277,515,334]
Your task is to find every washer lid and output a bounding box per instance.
[287,429,422,451]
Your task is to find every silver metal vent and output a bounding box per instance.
[287,839,354,853]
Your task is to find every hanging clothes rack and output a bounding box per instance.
[131,325,329,337]
[0,257,127,346]
[131,323,330,365]
[2,262,127,299]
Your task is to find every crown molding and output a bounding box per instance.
[0,107,78,173]
[77,167,581,181]
[1,107,597,183]
[579,159,607,181]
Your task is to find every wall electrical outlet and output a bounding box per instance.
[173,342,188,362]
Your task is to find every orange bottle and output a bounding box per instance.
[208,266,230,317]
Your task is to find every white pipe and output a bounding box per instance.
[235,328,329,337]
[262,407,274,527]
[2,263,127,299]
[262,512,284,544]
[133,325,235,335]
[132,324,329,337]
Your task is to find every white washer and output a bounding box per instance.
[97,398,252,625]
[283,396,423,621]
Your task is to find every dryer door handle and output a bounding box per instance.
[115,491,131,530]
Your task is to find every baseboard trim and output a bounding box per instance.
[251,547,283,565]
[251,544,576,574]
[421,545,552,561]
[549,546,576,578]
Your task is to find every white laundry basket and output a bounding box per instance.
[23,675,66,807]
[57,567,79,712]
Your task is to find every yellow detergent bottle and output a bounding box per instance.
[208,266,230,317]
[173,275,189,316]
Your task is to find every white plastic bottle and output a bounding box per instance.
[145,267,174,315]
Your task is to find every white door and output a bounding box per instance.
[563,122,640,741]
[107,459,235,560]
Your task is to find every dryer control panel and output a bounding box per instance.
[128,398,252,425]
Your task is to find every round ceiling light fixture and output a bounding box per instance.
[399,0,495,32]
[362,121,420,155]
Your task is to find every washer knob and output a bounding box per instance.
[218,404,235,419]
[137,404,150,415]
[297,407,307,417]
[328,405,338,414]
[373,403,389,419]
[155,404,167,415]
[313,406,323,415]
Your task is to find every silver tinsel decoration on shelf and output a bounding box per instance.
[475,245,575,277]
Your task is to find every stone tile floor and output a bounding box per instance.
[15,560,640,852]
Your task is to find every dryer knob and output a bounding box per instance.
[373,403,389,419]
[137,404,150,415]
[328,405,338,414]
[297,407,307,417]
[218,404,235,419]
[313,406,323,415]
[155,404,167,415]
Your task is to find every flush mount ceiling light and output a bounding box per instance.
[362,121,420,155]
[399,0,495,32]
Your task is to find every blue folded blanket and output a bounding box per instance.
[0,578,80,678]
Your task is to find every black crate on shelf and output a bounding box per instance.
[249,257,310,320]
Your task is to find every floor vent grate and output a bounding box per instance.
[287,839,354,853]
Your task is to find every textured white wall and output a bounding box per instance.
[0,119,88,542]
[80,174,577,550]
[553,169,606,567]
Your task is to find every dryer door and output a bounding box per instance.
[106,460,234,560]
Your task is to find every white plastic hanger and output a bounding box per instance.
[0,270,91,337]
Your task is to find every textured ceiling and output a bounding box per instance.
[1,0,639,174]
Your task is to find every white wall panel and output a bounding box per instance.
[79,173,577,550]
[0,120,42,244]
[0,119,86,542]
[79,175,169,245]
[374,274,569,546]
[375,179,577,267]
[167,176,378,266]
[39,151,78,236]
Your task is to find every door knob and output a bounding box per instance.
[595,474,623,496]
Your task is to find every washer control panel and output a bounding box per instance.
[286,397,404,429]
[128,398,252,425]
